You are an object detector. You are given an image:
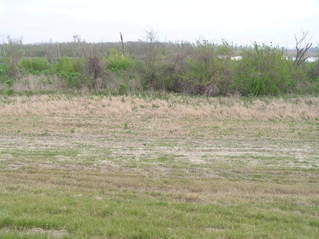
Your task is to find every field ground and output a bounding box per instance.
[0,94,318,239]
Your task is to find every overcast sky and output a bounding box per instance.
[1,0,318,47]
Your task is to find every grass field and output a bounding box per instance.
[0,94,318,239]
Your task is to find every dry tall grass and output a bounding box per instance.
[0,95,318,121]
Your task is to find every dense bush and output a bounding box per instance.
[19,57,50,74]
[54,57,86,88]
[235,44,295,96]
[0,62,8,77]
[307,61,319,81]
[0,61,14,95]
[146,41,237,96]
[177,41,236,95]
[0,40,318,96]
[105,50,133,72]
[103,50,141,94]
[0,62,10,86]
[55,57,85,73]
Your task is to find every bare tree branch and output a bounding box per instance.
[294,32,313,66]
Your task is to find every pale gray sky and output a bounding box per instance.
[0,0,318,47]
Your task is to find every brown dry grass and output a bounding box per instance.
[0,95,318,120]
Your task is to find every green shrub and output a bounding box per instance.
[19,57,50,74]
[0,62,9,79]
[105,50,133,72]
[0,61,14,95]
[57,71,82,88]
[0,62,13,86]
[54,57,85,88]
[306,61,319,81]
[1,88,15,96]
[118,83,129,95]
[55,57,85,73]
[294,79,319,95]
[0,62,8,74]
[177,41,235,95]
[235,44,295,96]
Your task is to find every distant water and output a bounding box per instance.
[231,56,242,61]
[306,57,318,63]
[286,56,318,62]
[230,56,318,62]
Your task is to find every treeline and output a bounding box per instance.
[0,36,318,96]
